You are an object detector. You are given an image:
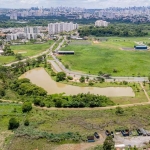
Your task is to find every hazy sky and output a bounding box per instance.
[1,0,150,9]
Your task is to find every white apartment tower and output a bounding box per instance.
[24,26,38,39]
[48,22,78,35]
[95,20,109,27]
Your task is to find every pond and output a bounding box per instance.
[19,68,135,97]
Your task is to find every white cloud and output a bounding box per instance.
[1,0,150,8]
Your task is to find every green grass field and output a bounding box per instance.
[2,103,150,149]
[58,37,150,76]
[0,41,54,65]
[11,41,53,57]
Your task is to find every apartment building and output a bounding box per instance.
[48,22,78,35]
[95,20,109,27]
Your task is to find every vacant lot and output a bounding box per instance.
[11,41,53,57]
[0,41,53,65]
[58,37,150,76]
[2,102,150,149]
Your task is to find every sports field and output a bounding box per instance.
[58,37,150,76]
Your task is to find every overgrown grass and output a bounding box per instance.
[2,103,150,149]
[58,37,150,76]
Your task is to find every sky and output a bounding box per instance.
[1,0,150,9]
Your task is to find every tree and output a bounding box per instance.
[8,118,19,130]
[79,76,85,83]
[56,72,66,82]
[24,119,29,126]
[22,102,32,113]
[15,54,23,60]
[103,136,115,150]
[86,76,89,81]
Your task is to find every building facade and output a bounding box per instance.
[48,22,78,35]
[95,20,109,27]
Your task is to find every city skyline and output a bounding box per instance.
[1,0,150,9]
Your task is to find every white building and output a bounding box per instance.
[24,26,38,40]
[48,22,78,35]
[95,20,109,27]
[10,13,17,20]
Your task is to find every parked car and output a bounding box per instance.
[140,128,147,136]
[111,131,114,138]
[136,129,143,135]
[105,130,111,136]
[121,129,129,136]
[94,132,100,139]
[145,130,150,136]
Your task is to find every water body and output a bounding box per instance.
[19,68,135,97]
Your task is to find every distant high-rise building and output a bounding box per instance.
[95,20,109,27]
[48,22,78,35]
[10,13,17,20]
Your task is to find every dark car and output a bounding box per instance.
[105,130,111,136]
[111,131,114,138]
[94,132,100,139]
[136,129,143,135]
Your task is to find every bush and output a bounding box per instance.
[51,71,56,76]
[89,81,94,86]
[8,118,19,130]
[56,72,66,82]
[79,76,85,83]
[22,102,32,113]
[24,119,29,126]
[115,107,124,115]
[67,76,73,80]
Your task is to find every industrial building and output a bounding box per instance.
[134,45,148,50]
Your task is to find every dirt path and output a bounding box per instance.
[1,99,150,111]
[140,83,150,102]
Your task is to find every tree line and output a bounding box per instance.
[78,24,148,37]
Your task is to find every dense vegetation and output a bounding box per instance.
[34,93,114,108]
[78,24,148,37]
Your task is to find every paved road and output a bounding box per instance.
[48,60,62,72]
[49,38,148,82]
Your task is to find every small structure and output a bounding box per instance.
[87,136,95,142]
[134,45,147,50]
[115,144,125,150]
[57,51,74,55]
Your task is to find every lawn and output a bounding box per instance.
[2,103,150,149]
[11,41,54,57]
[58,37,150,76]
[0,56,16,65]
[0,41,54,65]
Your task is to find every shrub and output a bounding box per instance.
[67,76,73,80]
[89,81,94,86]
[22,102,32,113]
[56,72,66,82]
[8,118,19,130]
[24,119,29,126]
[51,71,56,76]
[79,76,85,83]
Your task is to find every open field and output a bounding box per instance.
[58,37,150,76]
[2,103,150,149]
[0,41,53,65]
[11,41,53,57]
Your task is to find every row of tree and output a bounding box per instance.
[33,93,114,108]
